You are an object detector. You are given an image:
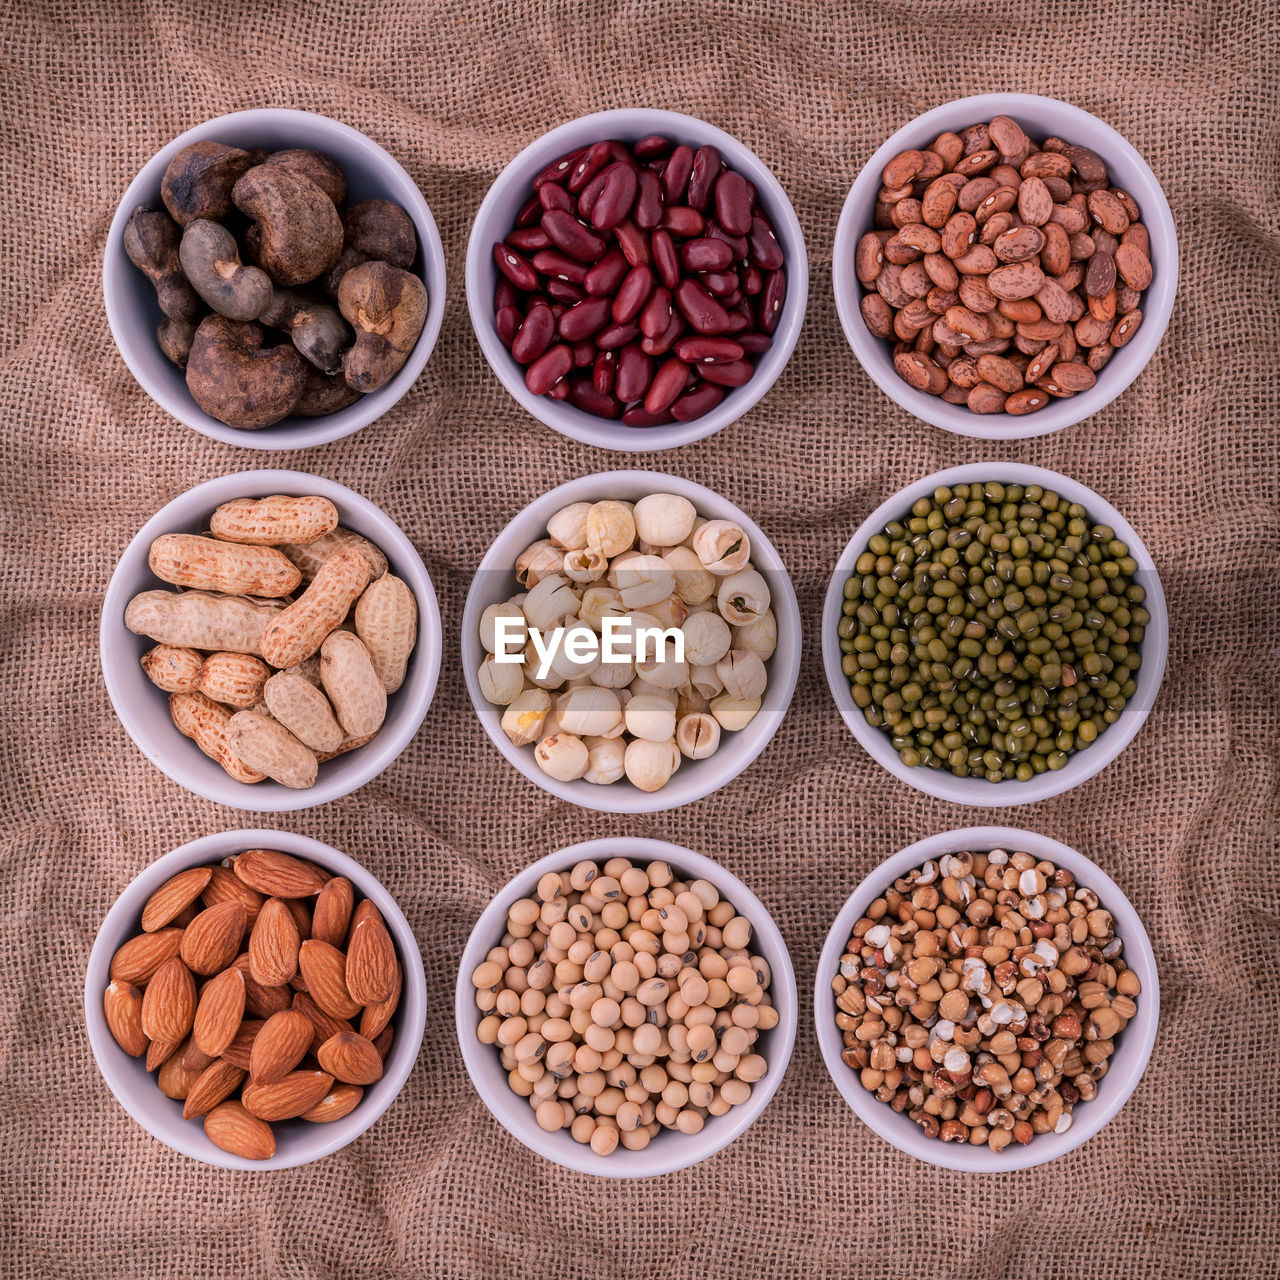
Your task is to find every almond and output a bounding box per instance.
[232,953,293,1019]
[372,1024,394,1061]
[181,1038,219,1074]
[248,897,300,987]
[146,1035,183,1073]
[298,940,361,1020]
[241,1069,334,1122]
[292,991,354,1055]
[192,965,246,1057]
[205,1100,276,1161]
[345,910,396,1006]
[283,897,313,942]
[233,848,327,898]
[359,958,402,1041]
[317,1031,383,1085]
[182,1059,247,1120]
[141,955,196,1043]
[103,980,147,1057]
[299,1082,363,1123]
[157,1036,203,1098]
[249,1009,314,1085]
[179,901,246,975]
[141,866,213,932]
[220,1018,265,1070]
[311,876,354,946]
[110,927,184,987]
[202,864,265,928]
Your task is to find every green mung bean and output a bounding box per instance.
[841,482,1149,781]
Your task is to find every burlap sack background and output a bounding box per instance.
[1,1,1276,1276]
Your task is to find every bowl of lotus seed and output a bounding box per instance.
[461,470,801,812]
[822,463,1167,805]
[815,825,1159,1170]
[456,836,798,1177]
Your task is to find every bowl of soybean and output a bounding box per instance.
[821,463,1167,805]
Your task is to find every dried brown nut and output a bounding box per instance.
[179,220,273,322]
[157,316,197,368]
[337,261,428,393]
[232,164,343,287]
[185,315,307,429]
[259,287,352,374]
[161,141,255,226]
[262,148,348,208]
[324,199,417,294]
[292,365,362,417]
[123,205,201,323]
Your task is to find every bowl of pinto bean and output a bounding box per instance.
[466,109,808,452]
[833,94,1177,439]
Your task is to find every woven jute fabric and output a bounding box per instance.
[1,1,1277,1276]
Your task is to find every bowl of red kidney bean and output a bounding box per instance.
[467,109,808,451]
[832,94,1177,440]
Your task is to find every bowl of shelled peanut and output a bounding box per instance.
[100,469,441,810]
[814,826,1158,1170]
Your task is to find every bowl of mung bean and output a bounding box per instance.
[815,825,1158,1171]
[822,463,1167,805]
[455,837,797,1177]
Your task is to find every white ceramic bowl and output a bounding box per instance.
[456,836,797,1177]
[85,828,427,1171]
[815,825,1159,1170]
[103,107,447,450]
[832,93,1178,439]
[462,470,801,812]
[465,108,808,452]
[100,469,442,811]
[822,462,1167,806]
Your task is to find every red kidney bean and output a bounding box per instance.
[705,223,749,260]
[531,249,590,284]
[585,246,628,296]
[571,340,596,368]
[651,229,680,289]
[679,237,734,273]
[577,166,609,221]
[622,405,674,427]
[511,302,555,363]
[700,270,739,297]
[534,147,585,189]
[721,307,750,335]
[496,305,521,348]
[714,170,752,235]
[567,374,622,418]
[548,378,571,401]
[594,320,641,349]
[742,264,764,295]
[494,243,540,290]
[558,295,612,343]
[545,278,587,304]
[495,279,520,311]
[593,350,616,395]
[675,336,744,364]
[515,194,542,228]
[674,278,731,334]
[661,144,694,203]
[687,146,723,212]
[640,311,684,356]
[736,332,773,355]
[633,134,671,160]
[720,289,743,309]
[508,225,552,252]
[639,286,673,339]
[567,141,614,193]
[757,268,786,334]
[525,344,572,395]
[697,358,754,387]
[614,219,650,266]
[660,205,705,237]
[748,213,784,270]
[608,141,633,163]
[615,343,653,402]
[541,209,606,262]
[590,163,639,233]
[644,357,690,413]
[671,381,725,420]
[612,264,654,324]
[539,183,574,215]
[633,169,663,230]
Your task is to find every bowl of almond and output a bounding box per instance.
[84,829,426,1169]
